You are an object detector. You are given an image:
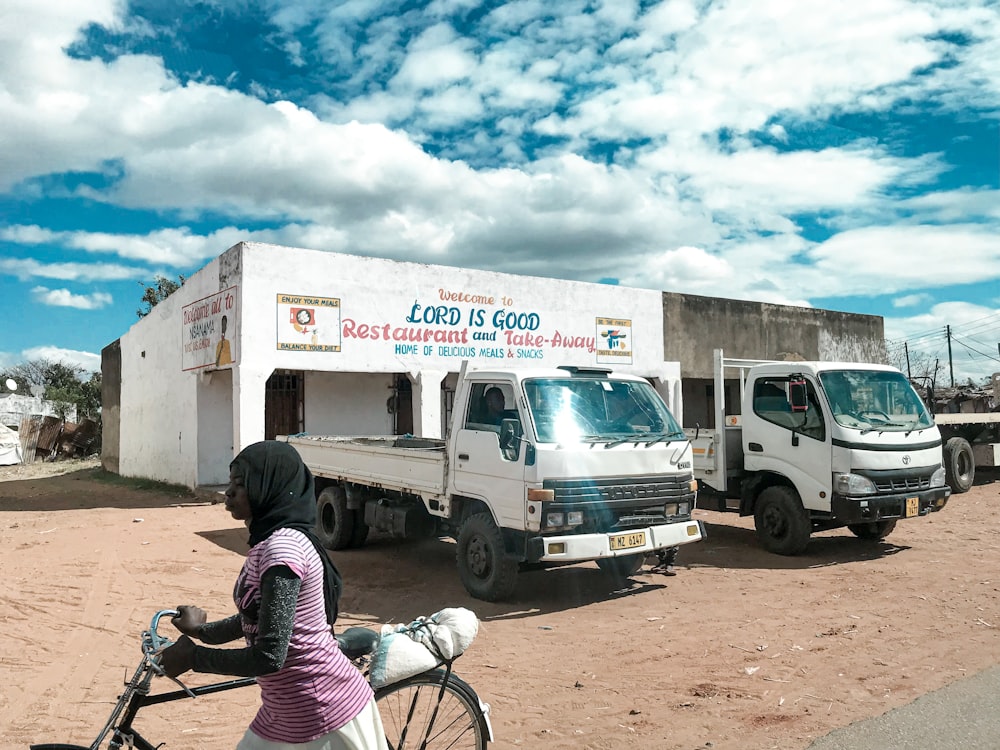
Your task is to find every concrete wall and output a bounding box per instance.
[117,254,230,486]
[662,292,886,379]
[303,371,395,436]
[100,339,121,473]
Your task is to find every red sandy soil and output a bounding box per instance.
[1,458,998,750]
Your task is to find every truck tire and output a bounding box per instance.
[944,436,975,493]
[315,486,355,550]
[456,512,518,602]
[753,485,811,556]
[848,519,897,541]
[596,553,645,579]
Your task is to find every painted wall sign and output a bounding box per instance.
[595,317,633,364]
[336,285,634,364]
[276,294,342,352]
[181,286,238,371]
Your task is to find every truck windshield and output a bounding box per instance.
[523,377,684,444]
[818,369,934,432]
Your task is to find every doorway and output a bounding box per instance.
[265,370,303,439]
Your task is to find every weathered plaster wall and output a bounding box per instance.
[662,292,886,379]
[117,255,227,486]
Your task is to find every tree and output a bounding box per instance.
[137,274,185,318]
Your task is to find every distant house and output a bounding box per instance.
[0,393,76,430]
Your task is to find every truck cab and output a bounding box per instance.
[692,351,951,554]
[447,366,703,598]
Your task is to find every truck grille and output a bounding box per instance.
[871,476,931,493]
[541,474,695,533]
[543,473,695,505]
[855,468,934,495]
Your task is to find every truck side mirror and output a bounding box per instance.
[788,377,809,412]
[499,418,522,461]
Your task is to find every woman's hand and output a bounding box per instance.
[158,635,195,678]
[171,605,207,637]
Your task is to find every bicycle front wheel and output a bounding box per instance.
[375,668,490,750]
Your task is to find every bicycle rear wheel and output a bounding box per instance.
[375,668,489,750]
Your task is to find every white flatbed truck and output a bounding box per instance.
[689,350,951,554]
[934,406,1000,493]
[283,365,704,601]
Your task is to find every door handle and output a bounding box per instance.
[458,453,469,460]
[748,442,763,452]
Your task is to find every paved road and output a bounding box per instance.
[807,665,1000,749]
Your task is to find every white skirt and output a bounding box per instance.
[235,696,388,750]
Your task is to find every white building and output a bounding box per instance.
[102,242,685,487]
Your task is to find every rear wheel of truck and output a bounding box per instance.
[848,519,897,541]
[456,512,518,602]
[944,436,975,493]
[754,485,810,555]
[315,485,355,550]
[596,553,645,580]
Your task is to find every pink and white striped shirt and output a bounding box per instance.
[234,527,372,743]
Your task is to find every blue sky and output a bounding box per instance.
[1,0,998,385]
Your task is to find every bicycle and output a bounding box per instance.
[30,609,493,750]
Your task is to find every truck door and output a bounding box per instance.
[450,382,527,530]
[744,375,831,510]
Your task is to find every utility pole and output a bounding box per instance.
[946,325,954,387]
[904,343,911,379]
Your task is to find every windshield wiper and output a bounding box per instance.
[859,421,909,435]
[643,431,686,447]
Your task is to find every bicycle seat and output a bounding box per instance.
[336,626,378,659]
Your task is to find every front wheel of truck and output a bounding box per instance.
[754,485,810,555]
[457,512,518,602]
[596,553,645,579]
[848,519,897,541]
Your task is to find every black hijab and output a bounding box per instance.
[231,440,342,626]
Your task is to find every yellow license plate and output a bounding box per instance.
[905,497,919,518]
[609,531,646,551]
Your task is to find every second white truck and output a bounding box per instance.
[690,350,951,554]
[283,365,704,601]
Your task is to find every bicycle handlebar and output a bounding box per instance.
[144,608,197,698]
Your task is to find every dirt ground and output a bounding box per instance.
[1,458,999,750]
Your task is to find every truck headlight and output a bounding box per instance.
[930,466,946,488]
[567,511,583,526]
[546,512,564,527]
[664,502,678,516]
[833,472,877,496]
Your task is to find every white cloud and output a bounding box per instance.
[806,225,1000,295]
[0,256,146,283]
[0,0,999,365]
[21,345,102,375]
[1,225,240,267]
[893,293,933,308]
[31,286,113,310]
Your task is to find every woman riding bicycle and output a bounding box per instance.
[158,440,388,750]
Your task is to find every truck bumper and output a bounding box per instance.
[526,520,705,563]
[830,487,950,524]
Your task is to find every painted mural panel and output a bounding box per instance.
[595,317,633,365]
[272,280,646,368]
[276,294,342,352]
[181,286,238,371]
